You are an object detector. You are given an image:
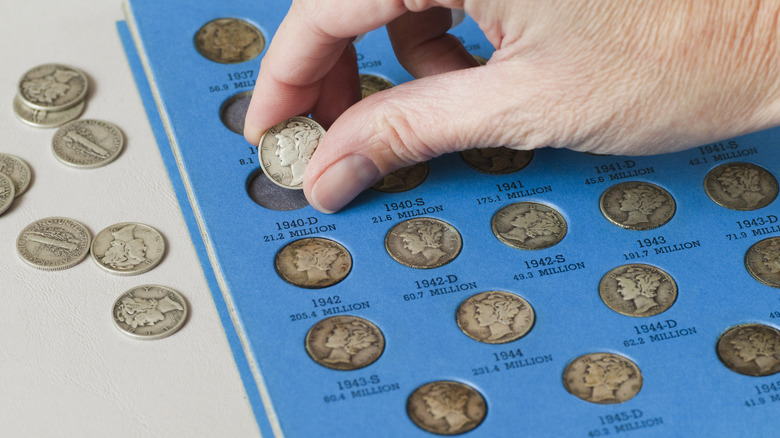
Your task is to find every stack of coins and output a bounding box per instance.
[0,153,32,216]
[13,63,88,128]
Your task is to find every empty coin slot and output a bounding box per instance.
[246,168,309,211]
[220,91,252,135]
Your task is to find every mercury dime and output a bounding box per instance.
[52,119,124,168]
[0,173,15,215]
[456,291,535,344]
[716,323,780,376]
[259,117,325,189]
[745,236,780,288]
[113,285,188,340]
[305,315,384,370]
[91,223,166,276]
[491,202,566,250]
[599,264,677,317]
[371,162,429,193]
[563,352,643,404]
[194,18,265,64]
[385,217,462,269]
[275,237,352,288]
[600,181,675,230]
[0,153,31,197]
[16,217,91,270]
[13,94,84,128]
[17,63,88,111]
[704,162,778,210]
[359,74,394,98]
[461,146,533,174]
[407,380,487,435]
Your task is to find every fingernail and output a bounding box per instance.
[309,155,379,213]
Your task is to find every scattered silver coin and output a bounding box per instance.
[274,237,352,288]
[91,223,166,276]
[599,263,678,317]
[194,18,265,64]
[16,217,91,270]
[13,94,84,128]
[491,202,567,250]
[305,315,384,370]
[456,290,535,344]
[385,217,462,269]
[0,153,32,198]
[52,119,124,168]
[563,352,643,404]
[716,323,780,377]
[112,284,188,340]
[359,73,394,99]
[259,117,325,189]
[371,162,429,193]
[0,173,15,216]
[600,181,676,230]
[461,146,533,174]
[745,236,780,288]
[407,380,487,435]
[17,63,88,112]
[704,162,778,211]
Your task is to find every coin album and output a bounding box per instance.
[120,1,780,436]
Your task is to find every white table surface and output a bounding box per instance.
[1,2,261,437]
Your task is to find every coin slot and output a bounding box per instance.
[194,18,265,64]
[220,91,252,135]
[246,168,309,211]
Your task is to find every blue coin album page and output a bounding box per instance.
[121,1,780,436]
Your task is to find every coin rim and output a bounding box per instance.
[90,222,166,276]
[112,284,189,340]
[716,323,780,376]
[259,116,325,190]
[562,352,643,404]
[599,181,676,231]
[744,236,780,288]
[598,263,678,317]
[491,201,567,250]
[384,217,463,269]
[704,162,779,211]
[0,153,32,197]
[303,314,385,370]
[17,63,88,112]
[16,216,92,271]
[274,237,353,289]
[193,17,266,64]
[13,94,85,129]
[456,290,536,344]
[406,380,487,435]
[51,118,125,169]
[0,173,16,215]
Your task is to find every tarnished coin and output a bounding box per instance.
[360,74,394,98]
[305,315,384,370]
[17,63,88,111]
[113,285,188,340]
[563,352,643,404]
[599,264,678,317]
[473,55,488,65]
[0,153,31,198]
[407,380,487,435]
[0,173,15,216]
[745,236,780,288]
[385,217,462,269]
[461,147,533,174]
[91,223,166,276]
[52,119,124,168]
[259,117,325,189]
[194,18,265,64]
[275,237,352,288]
[13,94,84,128]
[717,323,780,376]
[491,202,567,250]
[600,181,675,230]
[456,291,535,344]
[16,217,91,270]
[704,162,778,210]
[371,162,429,193]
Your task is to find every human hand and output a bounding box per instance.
[245,0,780,213]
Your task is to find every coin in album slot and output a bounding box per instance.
[220,90,252,135]
[275,237,352,288]
[745,236,780,288]
[407,380,487,435]
[716,323,780,377]
[259,116,325,189]
[13,94,84,128]
[371,162,429,193]
[194,17,265,64]
[52,119,124,169]
[0,173,15,215]
[461,146,533,175]
[456,290,535,344]
[359,73,394,99]
[0,153,31,197]
[599,263,677,317]
[90,223,166,276]
[600,181,675,230]
[704,162,778,211]
[305,315,384,371]
[16,216,91,271]
[112,285,188,340]
[491,201,566,250]
[17,63,88,112]
[563,352,643,404]
[385,217,462,269]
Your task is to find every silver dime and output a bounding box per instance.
[194,18,265,64]
[599,263,678,317]
[0,153,32,197]
[407,380,487,435]
[90,223,166,276]
[259,117,325,189]
[52,119,124,169]
[112,285,188,340]
[704,162,778,211]
[0,173,15,216]
[16,217,91,270]
[456,290,535,344]
[305,315,384,370]
[371,162,429,193]
[359,74,394,99]
[461,147,533,174]
[13,94,84,128]
[491,202,567,250]
[275,237,352,288]
[385,217,462,269]
[716,323,780,377]
[600,181,675,230]
[745,236,780,288]
[17,63,88,111]
[563,352,643,404]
